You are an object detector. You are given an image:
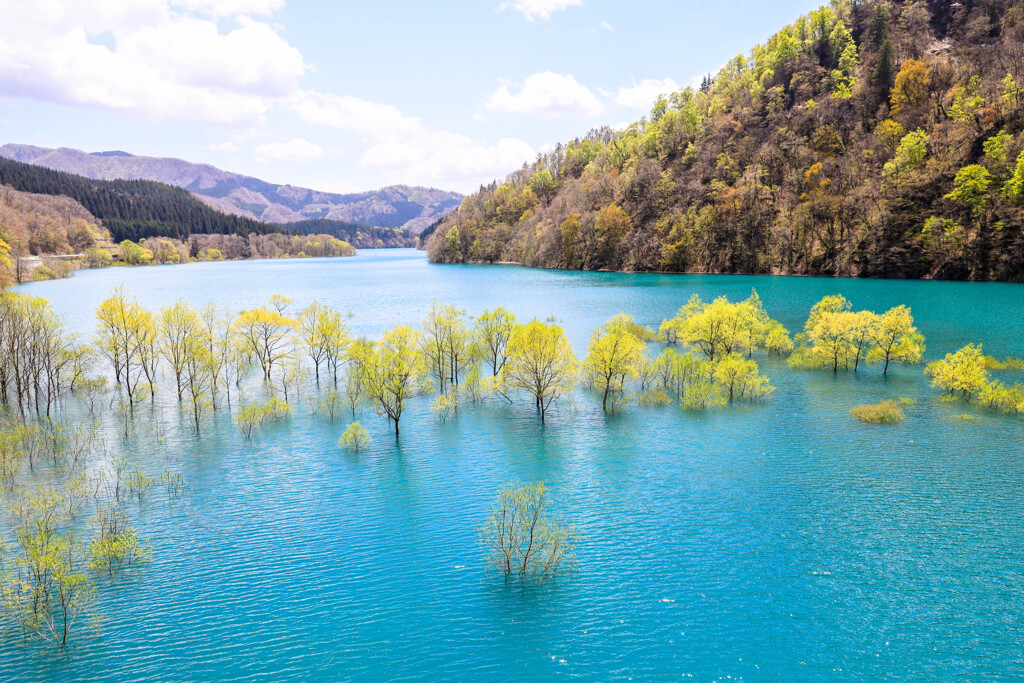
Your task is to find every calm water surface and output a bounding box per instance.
[4,249,1024,681]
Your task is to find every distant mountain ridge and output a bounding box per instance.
[0,144,463,234]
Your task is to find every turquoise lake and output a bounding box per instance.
[3,248,1024,680]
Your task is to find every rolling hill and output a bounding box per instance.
[0,144,462,234]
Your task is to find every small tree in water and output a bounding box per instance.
[478,482,581,583]
[338,422,371,452]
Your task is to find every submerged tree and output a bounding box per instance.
[2,487,98,647]
[926,343,988,402]
[478,482,581,582]
[713,353,775,400]
[421,302,472,395]
[338,422,371,452]
[584,315,646,411]
[870,305,925,374]
[233,299,295,381]
[298,301,349,386]
[502,319,578,422]
[95,288,156,407]
[659,292,787,361]
[475,307,517,377]
[359,326,427,436]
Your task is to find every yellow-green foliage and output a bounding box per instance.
[235,397,292,438]
[646,329,774,410]
[713,353,775,401]
[978,381,1024,414]
[431,392,459,422]
[338,422,371,451]
[584,314,647,411]
[502,319,578,422]
[602,313,656,342]
[357,324,429,436]
[31,265,60,281]
[680,379,728,410]
[795,296,924,374]
[925,344,988,402]
[262,396,292,420]
[658,290,791,360]
[89,505,152,576]
[984,355,1024,371]
[850,400,905,424]
[479,481,580,581]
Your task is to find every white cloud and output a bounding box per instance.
[173,0,284,17]
[361,133,534,191]
[294,91,535,192]
[484,72,603,118]
[0,0,540,191]
[614,78,681,109]
[254,138,323,163]
[499,0,582,21]
[292,92,421,139]
[0,0,305,124]
[600,21,613,31]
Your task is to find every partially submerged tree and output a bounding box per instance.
[298,301,349,386]
[584,315,646,411]
[358,325,427,436]
[338,421,371,451]
[926,343,987,402]
[421,302,472,395]
[233,299,295,381]
[478,482,580,582]
[475,307,517,377]
[501,319,578,422]
[95,288,157,406]
[2,487,98,647]
[870,305,925,374]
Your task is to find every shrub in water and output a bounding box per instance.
[339,422,371,451]
[850,400,905,424]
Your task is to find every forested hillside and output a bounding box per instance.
[0,159,419,267]
[0,157,275,243]
[0,186,112,286]
[0,144,462,233]
[288,219,416,248]
[428,0,1024,281]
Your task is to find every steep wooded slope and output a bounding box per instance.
[428,0,1024,281]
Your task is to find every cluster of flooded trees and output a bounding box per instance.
[926,344,1024,414]
[787,295,925,374]
[0,414,190,647]
[0,292,92,417]
[7,283,1014,449]
[2,283,1021,624]
[0,289,195,648]
[0,289,788,439]
[0,286,953,446]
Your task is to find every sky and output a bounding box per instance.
[0,0,824,195]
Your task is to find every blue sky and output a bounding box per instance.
[0,0,823,194]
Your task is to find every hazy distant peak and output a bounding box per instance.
[0,143,462,233]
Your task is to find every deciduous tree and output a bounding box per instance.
[502,320,578,422]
